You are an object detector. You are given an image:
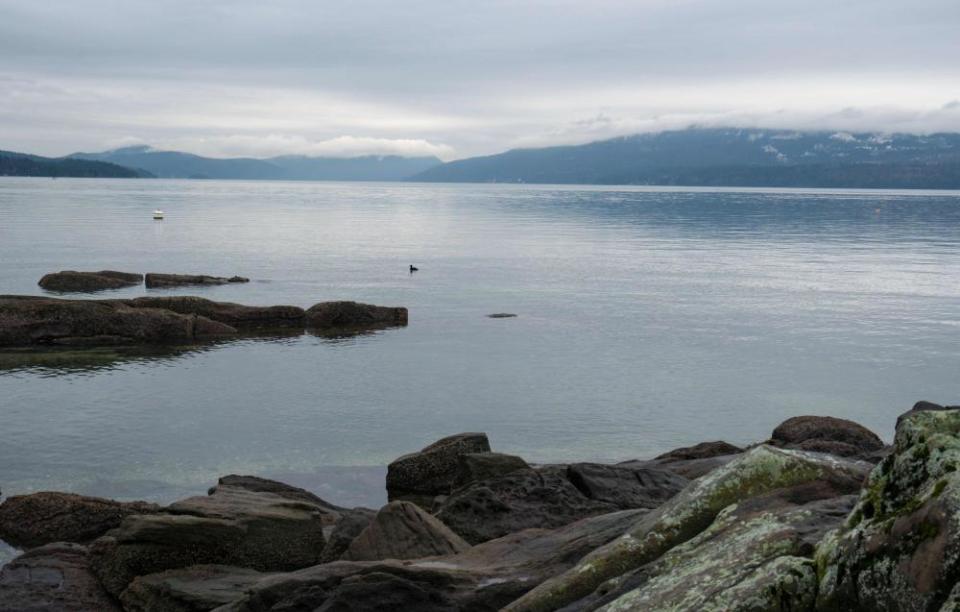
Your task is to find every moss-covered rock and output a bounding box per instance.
[816,409,960,611]
[504,445,869,612]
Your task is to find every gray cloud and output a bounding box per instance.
[1,0,958,159]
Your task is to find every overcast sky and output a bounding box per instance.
[2,0,959,160]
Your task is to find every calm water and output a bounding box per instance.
[1,178,959,515]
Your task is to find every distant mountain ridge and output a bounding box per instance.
[69,146,442,181]
[412,128,960,189]
[0,150,147,178]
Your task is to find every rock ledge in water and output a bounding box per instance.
[145,273,249,288]
[38,270,143,293]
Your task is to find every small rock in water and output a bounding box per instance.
[487,313,517,318]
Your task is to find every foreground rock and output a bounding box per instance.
[179,510,647,611]
[435,467,623,544]
[0,492,159,549]
[320,508,377,563]
[0,295,236,346]
[38,270,143,293]
[0,543,121,612]
[505,445,870,611]
[306,301,408,330]
[566,493,857,611]
[90,479,334,596]
[124,297,305,331]
[121,565,275,612]
[817,408,960,611]
[566,463,688,510]
[342,501,470,561]
[144,273,249,288]
[386,432,491,506]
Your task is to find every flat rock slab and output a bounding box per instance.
[342,501,470,561]
[0,491,159,548]
[145,273,249,288]
[453,452,530,489]
[0,295,236,346]
[0,543,121,612]
[91,484,330,596]
[125,297,304,331]
[38,270,143,293]
[121,565,276,612]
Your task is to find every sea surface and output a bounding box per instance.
[1,178,959,522]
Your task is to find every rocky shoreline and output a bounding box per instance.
[0,295,408,346]
[1,401,958,611]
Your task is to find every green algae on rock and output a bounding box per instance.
[504,445,870,612]
[816,409,960,611]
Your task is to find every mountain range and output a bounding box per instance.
[0,150,147,178]
[69,146,443,181]
[3,128,960,188]
[412,128,960,189]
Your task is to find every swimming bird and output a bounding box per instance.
[409,265,419,273]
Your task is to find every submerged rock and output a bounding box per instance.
[0,492,159,549]
[0,295,236,346]
[124,297,305,331]
[306,300,408,330]
[504,445,870,612]
[816,407,960,611]
[90,482,333,596]
[144,273,249,288]
[435,467,621,544]
[341,501,470,561]
[0,543,121,612]
[487,313,518,318]
[386,432,492,507]
[38,270,143,293]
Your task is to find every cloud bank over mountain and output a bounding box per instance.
[1,0,958,159]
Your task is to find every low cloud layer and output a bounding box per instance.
[1,0,958,159]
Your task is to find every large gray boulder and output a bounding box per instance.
[817,407,960,611]
[341,501,470,561]
[320,508,377,563]
[90,483,332,596]
[124,297,305,331]
[0,492,159,548]
[504,445,871,612]
[386,433,492,506]
[144,273,249,288]
[0,295,236,346]
[0,543,121,612]
[305,301,408,330]
[38,270,143,293]
[435,467,621,544]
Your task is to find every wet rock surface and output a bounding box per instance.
[305,300,408,330]
[144,273,249,288]
[124,297,305,331]
[0,492,159,549]
[38,270,143,293]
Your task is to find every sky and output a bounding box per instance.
[1,0,959,160]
